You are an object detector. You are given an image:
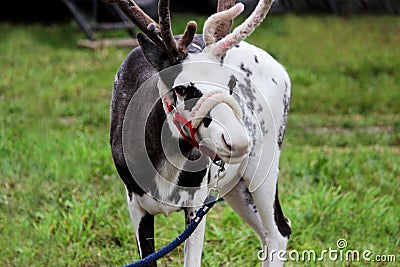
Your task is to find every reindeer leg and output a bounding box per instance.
[183,206,206,267]
[223,179,267,248]
[244,166,291,267]
[126,190,156,267]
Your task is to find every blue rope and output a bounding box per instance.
[122,196,217,267]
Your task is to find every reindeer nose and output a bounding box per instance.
[221,133,250,155]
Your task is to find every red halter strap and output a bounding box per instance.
[164,97,200,149]
[164,97,222,163]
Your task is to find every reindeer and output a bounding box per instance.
[108,0,291,266]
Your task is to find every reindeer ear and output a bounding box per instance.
[137,33,171,72]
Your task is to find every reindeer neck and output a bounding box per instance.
[145,96,195,174]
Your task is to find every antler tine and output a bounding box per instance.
[111,0,196,64]
[113,0,164,48]
[215,0,236,41]
[177,21,197,58]
[203,3,244,47]
[213,0,275,58]
[158,0,179,63]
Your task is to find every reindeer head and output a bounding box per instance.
[111,0,274,164]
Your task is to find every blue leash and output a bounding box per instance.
[122,195,217,267]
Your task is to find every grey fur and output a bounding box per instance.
[110,34,205,195]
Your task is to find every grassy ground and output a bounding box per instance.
[1,14,399,266]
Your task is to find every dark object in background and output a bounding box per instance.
[0,0,129,23]
[282,0,400,14]
[61,0,137,41]
[147,0,261,17]
[334,0,400,15]
[0,0,398,23]
[0,0,70,23]
[133,0,400,16]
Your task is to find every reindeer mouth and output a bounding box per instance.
[218,143,250,164]
[218,153,247,165]
[199,142,248,165]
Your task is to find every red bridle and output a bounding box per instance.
[164,97,221,162]
[164,98,200,150]
[164,97,200,149]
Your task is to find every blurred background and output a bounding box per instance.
[1,0,399,23]
[2,0,398,43]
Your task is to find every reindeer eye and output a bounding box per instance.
[174,85,186,96]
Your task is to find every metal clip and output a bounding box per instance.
[208,161,225,201]
[217,162,226,179]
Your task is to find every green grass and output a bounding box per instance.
[1,14,399,266]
